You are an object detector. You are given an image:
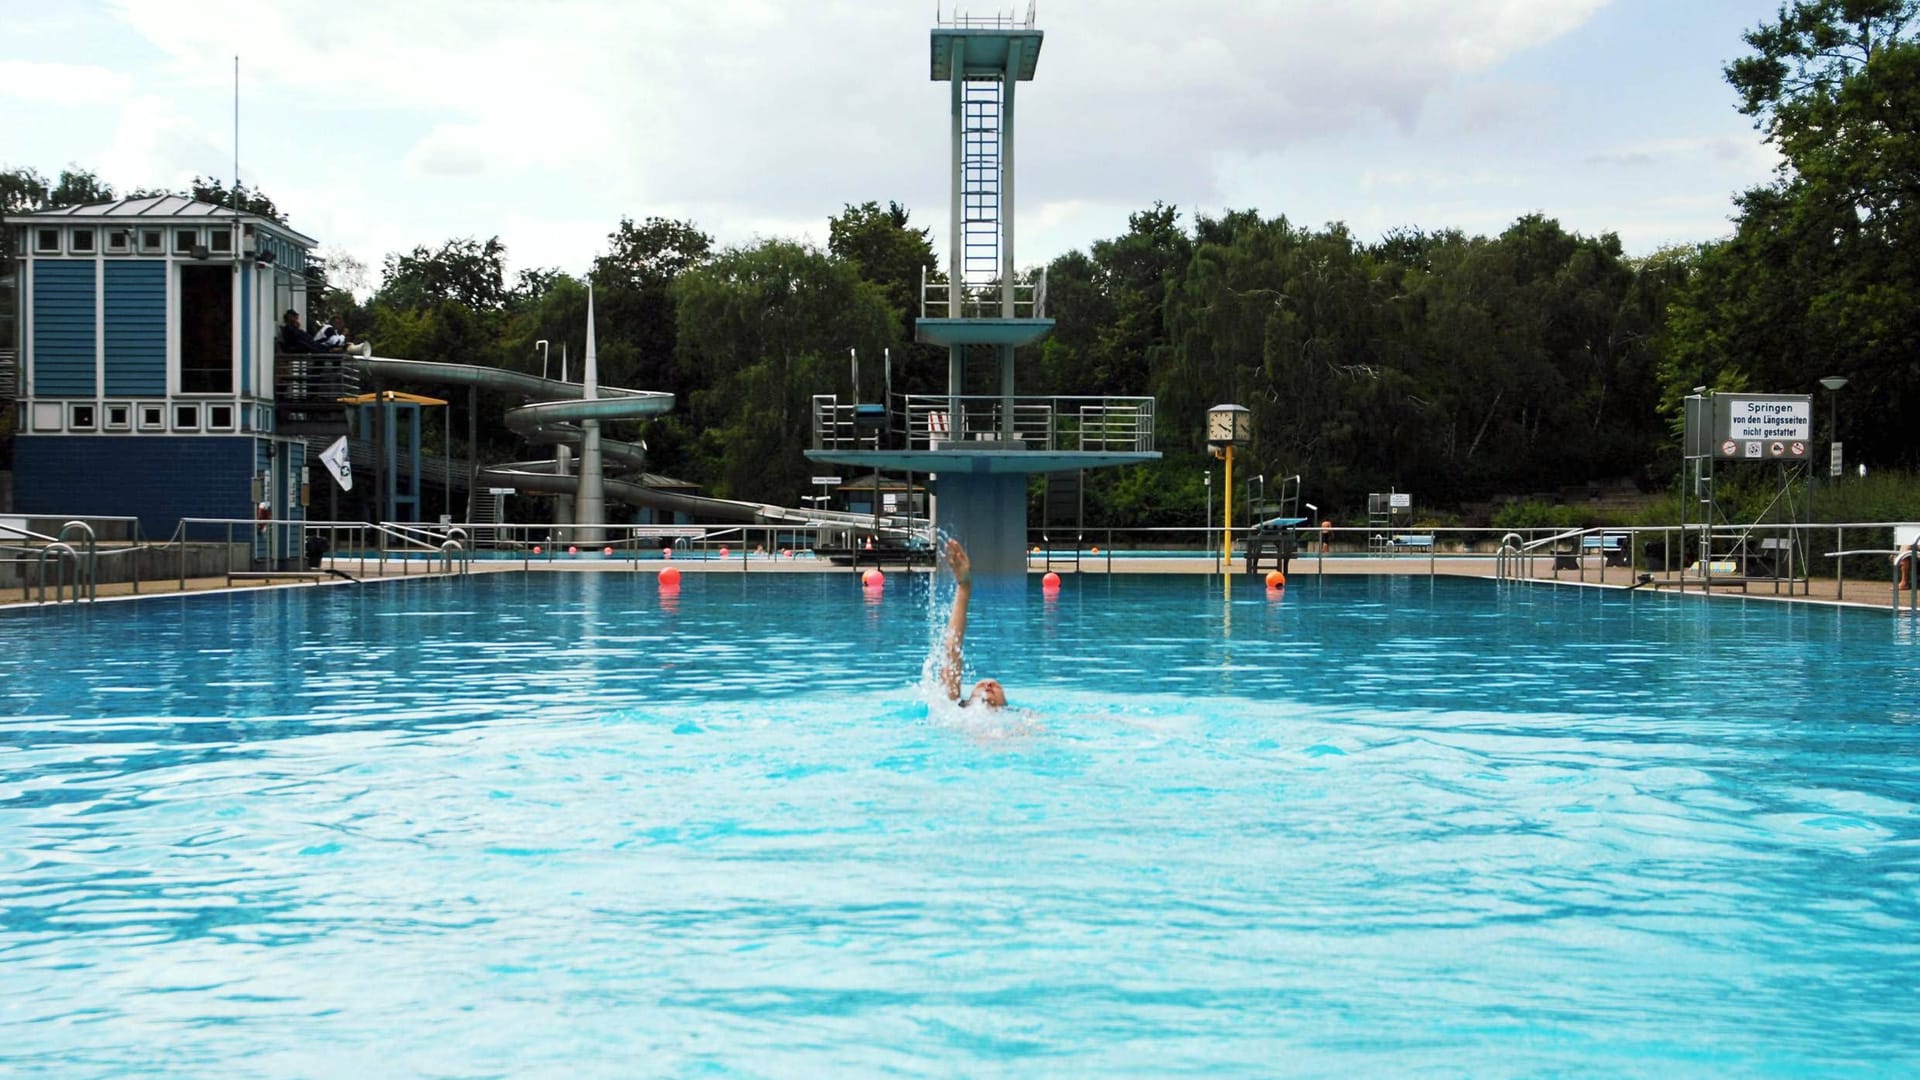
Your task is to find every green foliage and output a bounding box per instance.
[589,216,712,395]
[1667,2,1920,471]
[673,240,894,503]
[1490,500,1588,530]
[187,176,283,220]
[379,236,510,312]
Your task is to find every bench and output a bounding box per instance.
[1391,534,1433,553]
[1583,532,1631,568]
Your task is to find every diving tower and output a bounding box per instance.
[807,2,1159,576]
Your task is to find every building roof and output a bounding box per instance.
[8,195,317,246]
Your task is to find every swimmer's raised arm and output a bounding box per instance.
[939,539,971,701]
[938,539,1007,709]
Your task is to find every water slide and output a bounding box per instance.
[351,356,917,530]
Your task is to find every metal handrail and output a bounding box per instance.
[35,542,80,604]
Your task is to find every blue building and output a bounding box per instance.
[4,196,325,558]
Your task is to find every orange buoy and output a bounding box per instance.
[658,566,681,586]
[1042,572,1061,590]
[1265,570,1286,589]
[1090,546,1100,555]
[862,568,884,587]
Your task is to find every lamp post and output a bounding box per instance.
[1820,376,1848,489]
[1207,404,1253,568]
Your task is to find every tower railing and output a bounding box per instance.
[812,392,1153,454]
[920,266,1048,319]
[937,1,1037,30]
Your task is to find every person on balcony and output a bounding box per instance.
[280,309,320,353]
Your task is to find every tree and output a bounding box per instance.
[589,216,713,394]
[378,236,510,312]
[188,176,285,220]
[828,201,938,337]
[673,240,894,503]
[1666,0,1920,469]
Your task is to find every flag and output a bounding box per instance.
[319,436,353,491]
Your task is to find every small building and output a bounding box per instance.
[4,196,323,560]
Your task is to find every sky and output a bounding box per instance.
[2,1,1784,294]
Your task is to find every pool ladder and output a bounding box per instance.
[34,521,98,604]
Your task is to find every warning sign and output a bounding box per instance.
[1714,394,1813,459]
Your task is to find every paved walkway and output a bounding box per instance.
[5,551,1915,613]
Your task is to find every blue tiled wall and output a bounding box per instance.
[31,262,96,395]
[104,261,167,396]
[13,435,255,539]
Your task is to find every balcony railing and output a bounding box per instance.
[813,392,1155,454]
[274,353,362,404]
[920,266,1047,320]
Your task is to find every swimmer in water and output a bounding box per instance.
[939,539,1006,709]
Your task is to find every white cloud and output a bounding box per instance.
[35,0,1773,281]
[0,60,133,106]
[403,124,493,178]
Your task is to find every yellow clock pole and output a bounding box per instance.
[1222,443,1234,568]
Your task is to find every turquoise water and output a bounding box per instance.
[2,573,1918,1075]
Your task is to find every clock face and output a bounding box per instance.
[1208,412,1235,441]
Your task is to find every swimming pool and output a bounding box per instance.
[3,574,1917,1074]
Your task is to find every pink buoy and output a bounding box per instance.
[602,546,613,556]
[658,566,681,586]
[782,549,793,558]
[719,546,730,559]
[1042,572,1061,590]
[862,568,884,588]
[567,545,578,556]
[661,547,672,560]
[532,545,542,555]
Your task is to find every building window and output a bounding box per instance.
[206,403,235,431]
[178,265,233,393]
[31,402,62,431]
[69,403,96,430]
[174,228,198,254]
[138,404,165,431]
[104,403,131,430]
[140,229,163,254]
[34,228,60,254]
[105,229,131,254]
[208,228,232,254]
[173,403,201,431]
[70,229,95,254]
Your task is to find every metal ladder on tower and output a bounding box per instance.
[961,78,1002,309]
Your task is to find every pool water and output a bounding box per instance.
[3,573,1918,1075]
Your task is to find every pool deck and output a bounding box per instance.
[5,551,1914,612]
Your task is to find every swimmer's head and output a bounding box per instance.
[961,678,1006,709]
